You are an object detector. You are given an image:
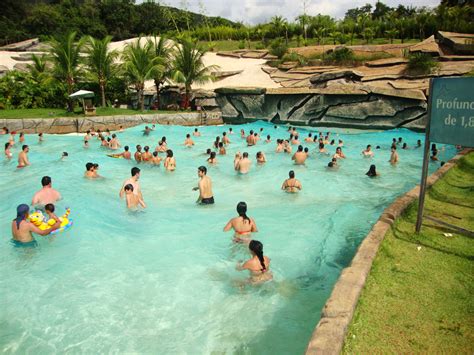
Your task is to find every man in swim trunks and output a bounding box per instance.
[292,145,307,165]
[32,176,62,207]
[120,167,144,201]
[236,152,251,174]
[193,166,214,204]
[134,145,142,162]
[12,204,59,245]
[281,170,302,193]
[17,145,30,168]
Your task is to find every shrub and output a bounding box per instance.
[238,40,246,49]
[282,52,308,66]
[326,47,355,63]
[255,42,266,50]
[269,38,288,59]
[406,53,440,75]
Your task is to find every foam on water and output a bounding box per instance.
[0,121,455,353]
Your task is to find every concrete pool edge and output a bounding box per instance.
[304,148,472,355]
[0,111,223,134]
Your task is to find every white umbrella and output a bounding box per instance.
[69,90,95,99]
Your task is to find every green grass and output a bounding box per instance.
[343,152,474,353]
[0,107,180,119]
[201,38,419,52]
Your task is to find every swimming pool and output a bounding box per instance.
[0,122,455,353]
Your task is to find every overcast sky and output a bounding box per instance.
[159,0,440,24]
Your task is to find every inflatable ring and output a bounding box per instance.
[29,208,73,235]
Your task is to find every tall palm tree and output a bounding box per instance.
[270,16,287,39]
[27,53,49,81]
[171,37,218,109]
[85,35,118,107]
[148,35,172,110]
[48,31,85,111]
[122,38,164,111]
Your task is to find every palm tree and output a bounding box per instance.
[85,36,118,107]
[27,53,49,81]
[362,27,375,44]
[171,37,218,109]
[270,16,286,39]
[148,35,172,110]
[313,27,327,46]
[122,38,164,111]
[48,31,85,111]
[385,29,399,44]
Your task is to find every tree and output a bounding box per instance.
[149,35,172,109]
[362,27,374,44]
[171,37,218,109]
[27,54,48,81]
[48,31,86,111]
[270,16,287,38]
[122,38,164,111]
[85,35,119,107]
[385,29,398,44]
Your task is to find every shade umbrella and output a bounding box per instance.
[69,90,95,113]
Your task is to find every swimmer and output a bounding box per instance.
[234,152,242,170]
[276,139,284,153]
[120,167,144,201]
[193,166,214,204]
[151,124,156,131]
[164,149,176,171]
[292,145,307,165]
[143,126,151,136]
[253,132,260,143]
[17,145,30,168]
[362,144,374,157]
[119,125,124,132]
[237,240,272,284]
[229,127,233,134]
[141,146,152,162]
[84,130,92,141]
[8,132,15,146]
[110,145,131,159]
[12,204,59,245]
[204,148,212,156]
[281,170,302,193]
[32,176,62,206]
[338,139,344,147]
[291,135,300,145]
[430,149,439,161]
[184,134,195,147]
[213,136,221,149]
[151,151,162,165]
[283,140,292,154]
[265,135,271,143]
[327,157,338,168]
[222,131,230,145]
[389,146,399,165]
[92,163,102,178]
[304,133,313,142]
[391,138,397,149]
[1,126,8,134]
[84,140,89,148]
[109,134,120,150]
[366,164,379,177]
[218,142,226,155]
[100,136,109,147]
[223,202,258,243]
[246,130,255,146]
[84,162,96,178]
[398,137,403,145]
[319,142,328,154]
[61,152,68,161]
[134,145,143,163]
[402,142,408,150]
[240,129,245,139]
[193,128,201,137]
[333,147,346,159]
[256,151,266,164]
[207,151,217,164]
[4,142,12,159]
[329,139,335,146]
[44,203,61,224]
[155,141,167,153]
[304,147,309,156]
[236,152,251,174]
[416,139,422,148]
[124,184,146,209]
[38,133,44,142]
[19,132,25,143]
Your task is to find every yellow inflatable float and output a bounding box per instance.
[29,208,73,235]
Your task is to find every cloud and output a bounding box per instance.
[162,0,440,24]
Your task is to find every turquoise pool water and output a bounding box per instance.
[0,122,455,353]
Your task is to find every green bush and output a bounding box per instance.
[238,40,246,49]
[255,42,266,50]
[406,53,440,75]
[269,38,288,59]
[326,47,355,63]
[282,52,308,66]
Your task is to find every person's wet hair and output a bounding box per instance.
[153,151,158,157]
[144,146,149,152]
[267,135,270,139]
[45,203,55,213]
[62,152,68,157]
[319,142,324,149]
[194,128,198,132]
[4,142,10,150]
[206,148,212,154]
[249,240,266,272]
[330,139,335,145]
[166,149,173,157]
[86,162,94,171]
[186,133,190,138]
[22,145,28,151]
[124,146,129,151]
[289,170,295,178]
[328,161,334,167]
[366,164,377,177]
[236,202,250,223]
[367,144,371,149]
[124,184,134,192]
[298,145,303,152]
[136,145,141,151]
[223,132,226,136]
[218,142,224,148]
[243,152,248,158]
[198,166,207,174]
[308,133,312,137]
[209,152,216,159]
[112,134,116,138]
[41,176,51,186]
[93,163,99,169]
[304,147,309,153]
[131,167,140,176]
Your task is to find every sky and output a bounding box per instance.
[158,0,440,25]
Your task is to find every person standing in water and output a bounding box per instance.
[120,167,144,202]
[17,145,30,168]
[193,166,214,204]
[4,142,12,159]
[237,240,272,284]
[281,170,302,193]
[362,145,374,157]
[124,184,146,209]
[134,145,142,163]
[235,152,251,174]
[164,149,176,171]
[32,176,62,207]
[223,202,258,243]
[389,146,399,165]
[292,145,307,165]
[184,134,195,147]
[11,204,60,246]
[366,164,379,177]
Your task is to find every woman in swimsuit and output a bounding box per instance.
[4,142,12,159]
[238,240,272,284]
[223,202,258,243]
[164,149,176,171]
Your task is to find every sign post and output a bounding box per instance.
[415,77,474,233]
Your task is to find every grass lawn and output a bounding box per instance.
[343,152,474,353]
[0,107,181,119]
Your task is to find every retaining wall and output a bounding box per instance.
[305,149,472,355]
[0,111,223,134]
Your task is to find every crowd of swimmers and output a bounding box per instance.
[2,123,456,284]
